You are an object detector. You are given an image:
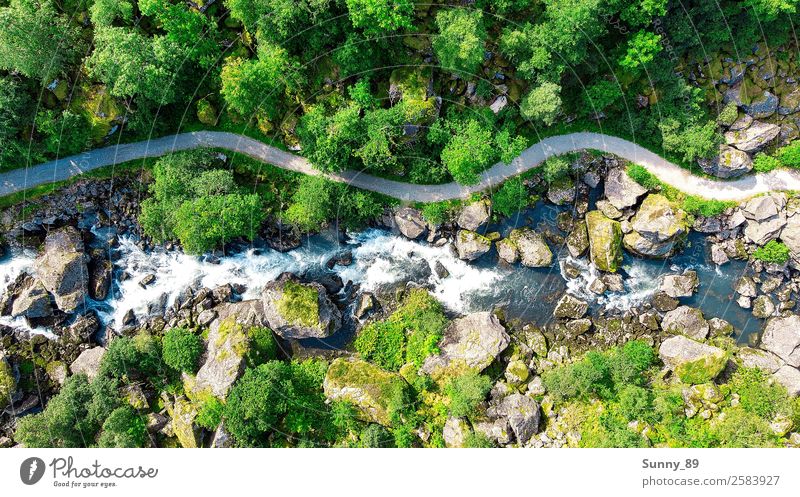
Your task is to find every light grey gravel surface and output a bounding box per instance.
[3,130,800,201]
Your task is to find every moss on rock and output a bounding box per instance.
[585,210,623,272]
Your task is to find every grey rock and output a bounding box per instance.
[760,315,800,367]
[34,226,89,313]
[443,417,470,448]
[490,394,540,444]
[661,305,709,340]
[553,294,589,319]
[725,120,780,152]
[660,271,699,298]
[455,230,492,261]
[261,275,342,339]
[421,312,510,374]
[772,365,800,396]
[69,347,106,380]
[752,295,776,319]
[604,168,647,210]
[743,92,779,119]
[701,145,752,178]
[507,228,552,268]
[738,347,783,373]
[658,335,727,380]
[457,200,491,231]
[10,278,53,319]
[394,207,427,239]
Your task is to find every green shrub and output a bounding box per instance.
[626,164,661,190]
[752,153,782,173]
[542,156,570,183]
[445,370,492,418]
[753,240,790,264]
[463,431,494,448]
[711,407,779,447]
[246,326,278,366]
[98,405,148,448]
[100,334,169,385]
[195,396,225,430]
[730,367,792,420]
[420,200,459,225]
[354,320,406,371]
[778,141,800,168]
[617,385,653,422]
[358,424,395,448]
[492,177,531,217]
[681,196,734,218]
[162,327,203,373]
[717,101,739,126]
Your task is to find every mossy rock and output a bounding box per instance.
[196,98,218,126]
[585,211,623,272]
[323,358,409,426]
[0,356,15,409]
[674,352,728,384]
[166,396,200,449]
[277,280,321,329]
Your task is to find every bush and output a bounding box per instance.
[752,153,782,173]
[445,370,492,418]
[492,177,531,217]
[681,196,735,218]
[98,405,148,448]
[777,141,800,168]
[463,431,494,448]
[358,424,395,448]
[354,320,406,371]
[162,327,203,373]
[730,367,793,420]
[753,240,790,264]
[100,334,169,386]
[245,326,278,366]
[542,156,570,183]
[195,396,225,430]
[627,164,661,190]
[420,200,459,225]
[717,101,739,126]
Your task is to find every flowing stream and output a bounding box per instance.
[0,203,762,345]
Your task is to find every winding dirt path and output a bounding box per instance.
[2,130,799,202]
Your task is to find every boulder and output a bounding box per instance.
[660,271,699,298]
[624,194,688,258]
[782,210,800,259]
[10,278,53,319]
[69,347,106,380]
[192,300,266,398]
[566,221,589,258]
[707,317,734,337]
[772,365,800,397]
[495,238,519,264]
[443,417,470,448]
[546,178,576,205]
[585,211,623,272]
[752,295,776,319]
[394,207,427,239]
[661,306,709,340]
[0,353,15,409]
[737,347,783,373]
[261,275,341,339]
[455,230,492,261]
[553,294,589,319]
[743,92,779,119]
[604,168,647,210]
[89,259,112,301]
[457,200,491,231]
[779,88,800,115]
[421,312,510,375]
[34,226,89,312]
[724,120,780,152]
[742,194,787,245]
[167,396,200,448]
[658,335,727,384]
[760,315,800,367]
[701,145,752,178]
[323,358,408,426]
[735,276,758,297]
[489,393,540,444]
[506,228,552,267]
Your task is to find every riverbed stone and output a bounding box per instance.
[261,276,342,339]
[566,221,589,257]
[658,335,727,384]
[323,358,408,426]
[752,295,776,318]
[585,211,623,273]
[760,315,800,367]
[660,271,699,298]
[421,312,510,375]
[661,306,709,340]
[553,294,589,319]
[742,193,787,246]
[624,194,688,258]
[496,238,519,264]
[455,230,492,261]
[743,93,779,119]
[506,228,552,267]
[443,417,470,448]
[457,200,491,231]
[725,120,781,152]
[394,207,427,239]
[490,393,540,445]
[10,278,53,319]
[708,317,734,337]
[604,168,647,210]
[35,226,89,313]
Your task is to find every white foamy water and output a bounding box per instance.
[0,250,55,336]
[561,255,661,311]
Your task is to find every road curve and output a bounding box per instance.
[2,130,800,202]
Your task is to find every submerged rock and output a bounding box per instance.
[421,312,510,375]
[585,211,623,272]
[660,271,699,298]
[323,358,408,426]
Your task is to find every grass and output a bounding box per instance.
[626,164,737,217]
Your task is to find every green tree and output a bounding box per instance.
[87,27,187,104]
[162,327,203,373]
[100,334,170,386]
[440,119,497,184]
[284,175,335,232]
[542,156,570,183]
[15,374,120,448]
[35,110,92,156]
[139,0,220,68]
[492,177,530,217]
[98,406,148,448]
[224,360,335,446]
[0,0,81,81]
[619,31,662,73]
[433,9,487,75]
[583,80,623,115]
[345,0,414,35]
[172,193,264,254]
[0,77,31,163]
[659,118,721,163]
[221,44,294,121]
[520,81,562,126]
[90,0,134,26]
